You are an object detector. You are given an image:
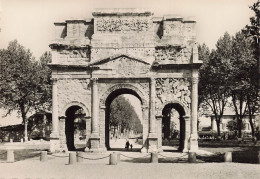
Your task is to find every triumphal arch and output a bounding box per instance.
[48,9,202,153]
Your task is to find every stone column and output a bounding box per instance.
[148,78,158,152]
[89,78,100,152]
[183,116,191,152]
[190,76,199,151]
[51,78,59,137]
[91,78,99,136]
[141,106,149,153]
[59,117,68,152]
[149,78,156,135]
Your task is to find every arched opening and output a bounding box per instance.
[162,103,185,151]
[105,88,143,152]
[65,106,86,151]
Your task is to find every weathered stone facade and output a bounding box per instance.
[49,9,202,153]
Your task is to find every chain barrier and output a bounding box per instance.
[76,154,110,160]
[158,153,188,159]
[120,153,151,159]
[50,154,69,158]
[0,152,7,157]
[14,152,41,160]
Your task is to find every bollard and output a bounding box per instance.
[20,139,23,143]
[224,152,232,162]
[69,152,77,165]
[77,152,84,163]
[7,150,14,163]
[117,152,120,163]
[188,152,196,163]
[150,152,158,163]
[109,152,118,165]
[40,151,47,162]
[10,139,13,143]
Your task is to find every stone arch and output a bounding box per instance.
[158,100,189,116]
[61,101,90,117]
[160,100,189,152]
[100,83,148,107]
[99,83,147,150]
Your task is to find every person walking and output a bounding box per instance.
[125,140,130,150]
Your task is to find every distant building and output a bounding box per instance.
[0,111,52,142]
[210,108,257,134]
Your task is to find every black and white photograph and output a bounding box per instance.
[0,0,259,178]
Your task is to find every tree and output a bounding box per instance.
[199,33,233,137]
[230,31,258,137]
[244,1,260,137]
[226,119,246,135]
[198,43,210,63]
[109,95,142,137]
[0,40,51,141]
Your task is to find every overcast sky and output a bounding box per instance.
[0,0,256,125]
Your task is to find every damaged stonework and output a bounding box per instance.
[48,8,202,153]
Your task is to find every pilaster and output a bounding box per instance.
[183,116,191,153]
[190,76,199,151]
[148,78,158,152]
[89,78,101,152]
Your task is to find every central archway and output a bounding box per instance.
[105,88,144,151]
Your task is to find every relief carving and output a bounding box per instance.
[96,18,151,32]
[116,57,149,76]
[59,49,90,59]
[155,78,191,108]
[155,47,189,63]
[164,22,182,35]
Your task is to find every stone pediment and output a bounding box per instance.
[90,54,150,77]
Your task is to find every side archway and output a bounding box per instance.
[158,100,190,116]
[160,101,188,151]
[61,101,90,117]
[60,102,90,151]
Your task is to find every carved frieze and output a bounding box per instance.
[155,78,191,108]
[163,21,183,36]
[96,17,152,32]
[59,48,90,59]
[155,47,190,63]
[94,56,150,77]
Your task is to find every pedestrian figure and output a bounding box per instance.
[125,140,130,150]
[130,144,133,151]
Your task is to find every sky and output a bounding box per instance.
[0,0,256,126]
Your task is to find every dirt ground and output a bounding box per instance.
[0,156,260,179]
[0,140,260,178]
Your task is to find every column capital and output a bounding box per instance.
[91,78,98,83]
[51,78,58,84]
[150,77,156,85]
[191,77,199,84]
[183,115,190,121]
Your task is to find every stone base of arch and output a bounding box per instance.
[189,134,198,152]
[147,136,158,153]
